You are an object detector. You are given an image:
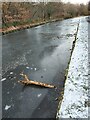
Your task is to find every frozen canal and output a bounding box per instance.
[2,17,81,118]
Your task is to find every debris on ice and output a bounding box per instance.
[5,105,11,110]
[26,67,29,69]
[37,94,42,98]
[10,72,13,75]
[1,78,6,82]
[34,68,37,71]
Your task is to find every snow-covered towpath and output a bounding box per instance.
[57,17,88,118]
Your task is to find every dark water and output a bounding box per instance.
[2,17,80,118]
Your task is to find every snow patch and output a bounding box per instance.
[37,94,42,98]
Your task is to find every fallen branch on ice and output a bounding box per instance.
[18,73,55,88]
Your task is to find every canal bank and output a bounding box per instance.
[56,17,88,118]
[1,18,63,35]
[2,17,80,35]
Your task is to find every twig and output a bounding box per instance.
[18,73,55,88]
